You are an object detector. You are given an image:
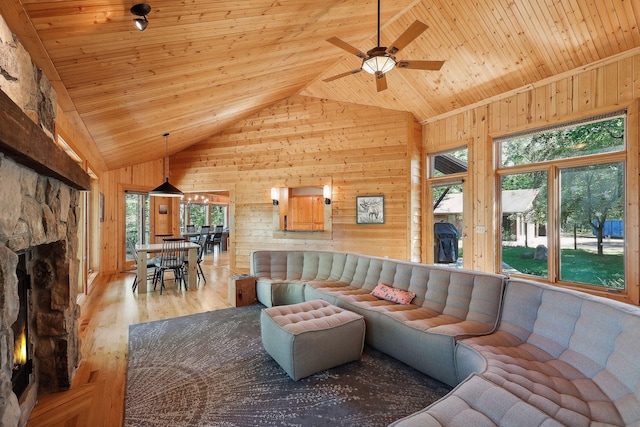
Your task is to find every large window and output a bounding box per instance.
[497,114,625,290]
[180,199,228,231]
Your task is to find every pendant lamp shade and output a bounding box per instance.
[149,177,183,197]
[149,133,183,197]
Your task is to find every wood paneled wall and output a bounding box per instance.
[172,95,421,269]
[424,49,640,304]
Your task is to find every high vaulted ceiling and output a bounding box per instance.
[2,1,640,171]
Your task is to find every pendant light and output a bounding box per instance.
[149,133,183,197]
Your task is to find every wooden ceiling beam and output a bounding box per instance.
[0,90,90,190]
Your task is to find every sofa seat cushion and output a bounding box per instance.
[305,280,351,290]
[389,374,564,427]
[336,295,494,338]
[461,332,625,426]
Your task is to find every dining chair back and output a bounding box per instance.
[210,225,224,253]
[196,225,211,251]
[186,224,196,233]
[154,238,187,294]
[127,238,156,292]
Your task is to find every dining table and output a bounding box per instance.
[135,241,200,293]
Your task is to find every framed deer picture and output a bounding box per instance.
[356,195,385,224]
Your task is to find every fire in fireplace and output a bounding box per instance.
[11,252,32,399]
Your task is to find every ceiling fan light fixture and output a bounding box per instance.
[131,3,151,31]
[362,54,396,75]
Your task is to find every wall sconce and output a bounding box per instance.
[131,3,151,31]
[271,187,279,206]
[323,185,331,205]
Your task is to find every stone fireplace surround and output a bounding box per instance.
[1,18,88,426]
[0,180,82,426]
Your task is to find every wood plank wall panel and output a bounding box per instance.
[408,117,422,262]
[55,108,105,174]
[172,95,416,269]
[424,52,640,304]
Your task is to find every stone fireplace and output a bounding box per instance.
[1,16,88,427]
[0,160,83,426]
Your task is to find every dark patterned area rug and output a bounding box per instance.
[124,305,451,427]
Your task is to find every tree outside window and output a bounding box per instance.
[210,205,225,227]
[189,204,206,227]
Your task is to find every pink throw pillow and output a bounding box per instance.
[371,283,416,305]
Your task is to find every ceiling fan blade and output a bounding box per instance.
[376,73,388,92]
[323,69,362,82]
[397,60,444,71]
[326,37,367,59]
[387,20,428,55]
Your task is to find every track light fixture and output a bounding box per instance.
[131,3,151,31]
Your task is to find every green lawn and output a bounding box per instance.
[502,246,624,288]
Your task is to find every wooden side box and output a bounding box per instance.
[228,275,257,307]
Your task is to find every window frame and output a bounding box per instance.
[493,103,639,305]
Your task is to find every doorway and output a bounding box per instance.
[124,192,151,271]
[431,182,464,267]
[426,146,468,268]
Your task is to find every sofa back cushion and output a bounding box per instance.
[252,250,505,329]
[252,251,318,281]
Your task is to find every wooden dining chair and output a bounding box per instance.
[127,239,156,292]
[153,238,187,294]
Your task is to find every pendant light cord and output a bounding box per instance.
[163,132,170,180]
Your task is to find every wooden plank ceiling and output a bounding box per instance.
[2,0,640,170]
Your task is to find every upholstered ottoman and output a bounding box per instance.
[260,299,365,380]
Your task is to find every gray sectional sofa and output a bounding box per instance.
[251,250,640,426]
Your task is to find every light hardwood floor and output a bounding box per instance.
[26,250,246,427]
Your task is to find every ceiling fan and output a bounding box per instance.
[323,0,444,92]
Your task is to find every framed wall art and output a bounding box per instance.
[99,192,104,222]
[356,195,384,224]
